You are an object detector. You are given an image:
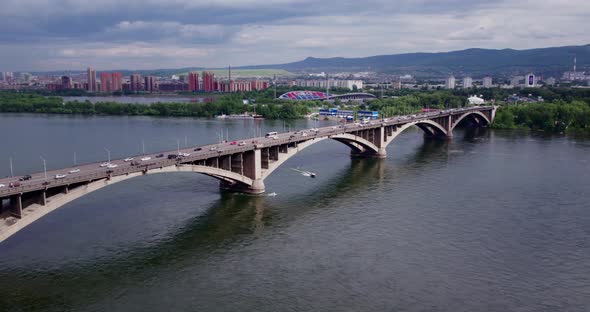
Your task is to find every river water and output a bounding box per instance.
[0,114,589,311]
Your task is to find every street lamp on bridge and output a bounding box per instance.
[39,156,47,180]
[104,147,111,163]
[9,157,14,177]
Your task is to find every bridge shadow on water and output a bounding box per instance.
[0,129,491,311]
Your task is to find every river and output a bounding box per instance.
[0,113,589,311]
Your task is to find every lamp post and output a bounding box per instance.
[40,156,47,180]
[9,157,13,177]
[104,147,111,163]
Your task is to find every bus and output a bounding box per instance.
[265,131,278,138]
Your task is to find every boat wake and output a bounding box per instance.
[290,167,316,178]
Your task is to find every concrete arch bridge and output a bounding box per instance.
[0,106,495,243]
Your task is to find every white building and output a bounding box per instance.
[482,76,493,88]
[468,95,485,105]
[562,71,586,81]
[446,75,456,89]
[545,77,556,86]
[463,77,473,88]
[1,72,14,81]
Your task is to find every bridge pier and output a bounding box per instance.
[350,147,387,159]
[219,179,265,194]
[9,194,22,218]
[38,191,47,206]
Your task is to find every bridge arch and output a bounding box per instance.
[451,111,491,131]
[260,133,382,180]
[330,133,380,155]
[386,119,448,145]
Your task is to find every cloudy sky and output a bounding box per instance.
[1,0,588,71]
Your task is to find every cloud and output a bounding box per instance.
[101,21,237,44]
[0,0,588,71]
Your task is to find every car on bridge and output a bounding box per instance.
[8,182,20,188]
[124,157,134,162]
[54,174,67,179]
[167,154,178,159]
[156,154,164,158]
[19,175,32,181]
[69,168,80,174]
[0,184,5,188]
[141,156,151,161]
[238,141,246,146]
[107,164,118,168]
[100,162,110,167]
[194,147,202,151]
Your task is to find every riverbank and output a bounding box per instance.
[491,101,590,134]
[0,92,310,119]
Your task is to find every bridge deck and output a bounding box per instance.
[0,106,492,199]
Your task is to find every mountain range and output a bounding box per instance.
[31,44,590,79]
[238,44,590,78]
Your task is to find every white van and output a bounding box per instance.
[265,131,278,139]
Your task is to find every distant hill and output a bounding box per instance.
[238,44,590,78]
[175,69,294,78]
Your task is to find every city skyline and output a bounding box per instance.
[1,0,589,71]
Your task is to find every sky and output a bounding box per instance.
[1,0,589,71]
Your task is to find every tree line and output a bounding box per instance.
[0,92,311,119]
[492,101,590,134]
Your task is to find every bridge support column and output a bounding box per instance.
[220,179,265,194]
[350,148,387,158]
[350,126,387,158]
[445,115,453,138]
[222,147,266,194]
[9,194,22,219]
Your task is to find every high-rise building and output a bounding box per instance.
[144,76,156,92]
[22,73,32,83]
[482,76,493,88]
[526,73,536,88]
[61,76,72,89]
[188,72,199,92]
[130,74,142,92]
[111,72,123,91]
[1,72,14,82]
[87,67,96,92]
[202,71,215,92]
[445,75,456,89]
[462,77,473,88]
[100,72,112,92]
